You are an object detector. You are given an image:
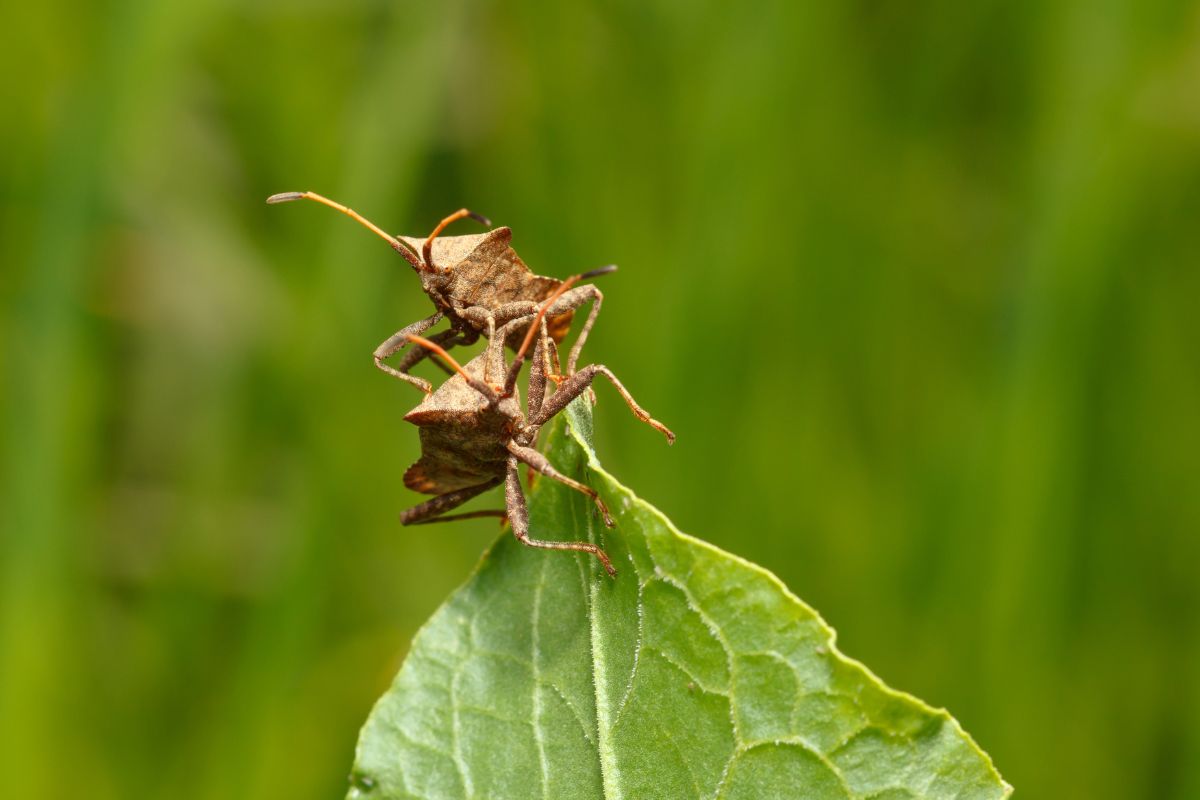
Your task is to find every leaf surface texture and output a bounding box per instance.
[349,401,1010,799]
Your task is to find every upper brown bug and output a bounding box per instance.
[266,191,608,393]
[396,271,674,577]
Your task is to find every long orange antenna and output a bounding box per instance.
[406,334,499,403]
[266,191,424,270]
[423,208,491,270]
[405,334,472,382]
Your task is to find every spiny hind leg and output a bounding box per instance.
[506,442,612,527]
[504,458,616,577]
[399,477,503,525]
[532,365,675,444]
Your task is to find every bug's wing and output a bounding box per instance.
[452,228,562,307]
[453,229,576,343]
[403,455,494,494]
[403,417,508,495]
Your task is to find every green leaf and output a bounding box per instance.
[348,399,1012,799]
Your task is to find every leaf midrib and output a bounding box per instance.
[531,555,549,800]
[581,466,623,800]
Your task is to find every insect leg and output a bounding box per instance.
[530,365,675,444]
[399,477,503,525]
[540,315,562,379]
[560,286,601,375]
[404,510,507,526]
[527,329,550,419]
[374,312,445,393]
[502,280,578,396]
[496,286,603,374]
[506,443,613,527]
[482,312,497,383]
[462,305,523,385]
[488,300,540,328]
[505,458,616,577]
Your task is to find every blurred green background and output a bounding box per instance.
[2,0,1198,797]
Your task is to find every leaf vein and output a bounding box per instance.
[651,573,741,745]
[611,570,645,725]
[643,644,729,699]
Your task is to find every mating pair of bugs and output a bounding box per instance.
[268,191,673,576]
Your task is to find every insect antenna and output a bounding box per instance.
[422,208,492,270]
[405,334,498,403]
[266,190,425,271]
[502,265,617,396]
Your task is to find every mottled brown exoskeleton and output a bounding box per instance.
[397,275,674,577]
[266,191,607,392]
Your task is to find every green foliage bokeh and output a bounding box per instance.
[1,1,1198,798]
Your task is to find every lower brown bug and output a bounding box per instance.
[398,272,674,577]
[266,191,609,393]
